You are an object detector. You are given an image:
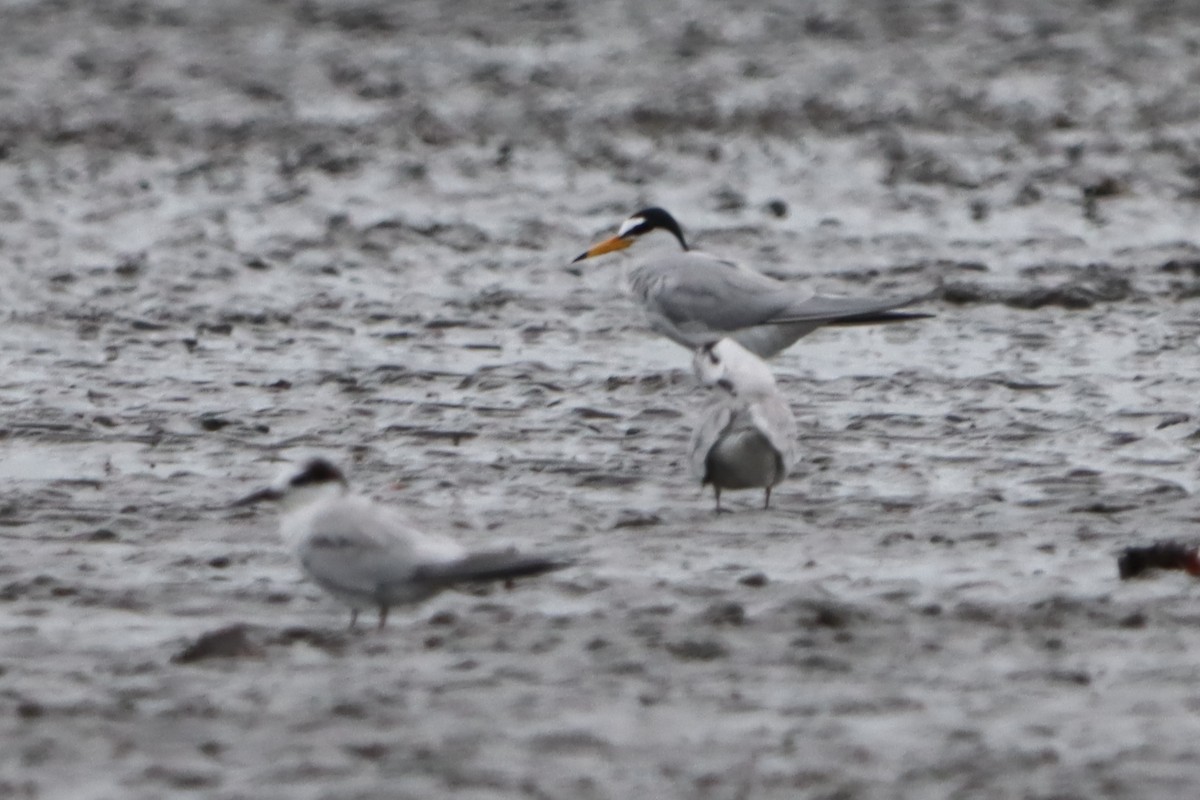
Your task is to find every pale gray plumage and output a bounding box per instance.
[234,459,569,629]
[687,339,799,510]
[574,208,929,358]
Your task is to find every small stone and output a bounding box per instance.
[702,602,746,626]
[611,510,661,529]
[712,187,746,211]
[666,639,728,661]
[197,416,231,432]
[16,701,43,719]
[345,743,389,761]
[114,255,144,277]
[331,702,368,719]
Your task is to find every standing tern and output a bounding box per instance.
[688,338,799,510]
[572,207,930,358]
[234,459,570,629]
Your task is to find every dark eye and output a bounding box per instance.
[708,352,719,365]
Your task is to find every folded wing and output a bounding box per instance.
[687,402,734,481]
[750,395,799,475]
[297,499,462,599]
[641,253,927,334]
[412,551,572,587]
[775,293,930,325]
[641,254,803,335]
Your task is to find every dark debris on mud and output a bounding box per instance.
[172,624,351,664]
[941,265,1137,309]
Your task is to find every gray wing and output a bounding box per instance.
[750,395,799,475]
[412,550,572,588]
[296,500,455,603]
[298,527,411,600]
[635,254,804,338]
[636,253,923,336]
[688,401,734,481]
[774,293,927,324]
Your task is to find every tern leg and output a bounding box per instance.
[348,608,359,630]
[764,487,772,510]
[377,605,389,630]
[713,486,729,514]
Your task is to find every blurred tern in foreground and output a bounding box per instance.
[688,338,799,510]
[573,207,930,358]
[235,459,570,629]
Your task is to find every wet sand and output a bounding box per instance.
[4,1,1200,797]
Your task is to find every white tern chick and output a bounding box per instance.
[688,338,799,510]
[235,459,570,629]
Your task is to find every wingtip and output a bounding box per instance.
[529,554,576,574]
[230,486,283,508]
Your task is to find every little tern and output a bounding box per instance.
[688,338,799,510]
[234,459,570,629]
[573,207,930,358]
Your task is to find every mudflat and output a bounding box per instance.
[4,2,1200,798]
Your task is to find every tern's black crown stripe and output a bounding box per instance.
[630,207,689,251]
[290,458,348,488]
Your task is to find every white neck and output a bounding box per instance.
[279,481,347,515]
[727,355,778,396]
[634,230,689,258]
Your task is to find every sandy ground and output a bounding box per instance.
[5,1,1200,798]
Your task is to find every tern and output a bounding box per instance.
[688,338,798,510]
[572,207,930,358]
[234,459,570,629]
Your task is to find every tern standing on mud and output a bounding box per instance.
[573,207,929,358]
[688,338,799,510]
[235,459,569,629]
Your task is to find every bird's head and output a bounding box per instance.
[571,207,688,263]
[232,458,350,511]
[692,338,777,397]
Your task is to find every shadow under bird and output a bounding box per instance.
[573,207,931,358]
[234,459,571,629]
[688,338,799,510]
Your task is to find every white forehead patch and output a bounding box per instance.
[270,463,299,492]
[617,216,644,237]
